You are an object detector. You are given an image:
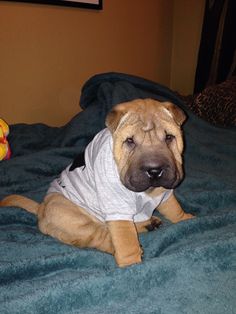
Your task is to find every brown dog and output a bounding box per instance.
[0,99,194,267]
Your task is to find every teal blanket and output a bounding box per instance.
[0,73,236,314]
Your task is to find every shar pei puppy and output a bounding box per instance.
[1,98,194,267]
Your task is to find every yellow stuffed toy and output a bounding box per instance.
[0,118,11,160]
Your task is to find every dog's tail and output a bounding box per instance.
[0,195,39,215]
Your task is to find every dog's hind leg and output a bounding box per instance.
[38,193,114,255]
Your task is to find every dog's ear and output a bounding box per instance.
[163,102,186,126]
[105,105,127,133]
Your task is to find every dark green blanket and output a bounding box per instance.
[0,73,236,314]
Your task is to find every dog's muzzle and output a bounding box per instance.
[123,155,183,192]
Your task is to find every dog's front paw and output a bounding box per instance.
[116,247,143,268]
[179,213,195,222]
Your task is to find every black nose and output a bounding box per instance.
[146,167,164,180]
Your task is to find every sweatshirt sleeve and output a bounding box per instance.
[93,138,136,222]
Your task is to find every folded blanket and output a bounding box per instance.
[0,72,235,314]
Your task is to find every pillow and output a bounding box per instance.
[181,77,236,127]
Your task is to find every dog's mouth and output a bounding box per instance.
[123,165,183,193]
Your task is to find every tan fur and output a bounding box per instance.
[0,195,39,214]
[106,99,185,191]
[0,99,194,267]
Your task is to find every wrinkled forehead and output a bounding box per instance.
[118,104,178,132]
[141,107,175,129]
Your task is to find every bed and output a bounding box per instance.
[0,72,236,314]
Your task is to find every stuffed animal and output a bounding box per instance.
[0,118,11,160]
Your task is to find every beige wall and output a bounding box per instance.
[0,0,205,126]
[171,0,205,95]
[0,0,173,126]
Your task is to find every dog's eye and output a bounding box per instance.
[165,134,175,144]
[125,137,136,147]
